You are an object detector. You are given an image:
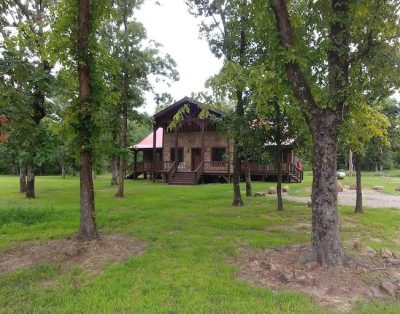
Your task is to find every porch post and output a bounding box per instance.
[152,125,157,181]
[201,120,205,162]
[174,126,179,164]
[134,150,137,179]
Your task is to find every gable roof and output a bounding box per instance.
[154,96,224,125]
[130,127,163,150]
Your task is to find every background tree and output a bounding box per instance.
[187,0,257,206]
[101,0,178,197]
[340,101,390,213]
[0,0,55,198]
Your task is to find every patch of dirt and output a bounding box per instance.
[231,244,400,312]
[274,189,400,208]
[0,234,147,274]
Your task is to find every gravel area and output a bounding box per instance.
[280,189,400,208]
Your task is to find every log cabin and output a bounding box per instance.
[127,97,303,185]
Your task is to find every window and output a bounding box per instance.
[170,148,184,162]
[212,147,226,162]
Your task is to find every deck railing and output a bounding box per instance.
[131,160,303,181]
[135,162,153,171]
[247,162,282,174]
[204,161,228,173]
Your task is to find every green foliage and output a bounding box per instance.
[339,100,390,156]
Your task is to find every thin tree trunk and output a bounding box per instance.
[276,157,283,211]
[111,156,119,186]
[76,0,99,242]
[348,150,353,177]
[232,143,243,206]
[245,161,252,197]
[115,5,129,198]
[26,160,35,198]
[231,12,246,207]
[310,112,345,265]
[59,154,66,178]
[19,165,27,193]
[355,154,363,213]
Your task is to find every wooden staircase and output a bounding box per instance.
[168,171,199,185]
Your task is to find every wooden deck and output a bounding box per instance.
[126,161,303,184]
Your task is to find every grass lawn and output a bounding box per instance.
[0,174,400,313]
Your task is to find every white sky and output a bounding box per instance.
[136,0,223,115]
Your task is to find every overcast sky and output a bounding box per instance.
[136,0,223,115]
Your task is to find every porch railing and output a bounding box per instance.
[135,162,153,171]
[204,161,228,173]
[131,160,302,181]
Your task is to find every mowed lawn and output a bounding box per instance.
[1,173,400,313]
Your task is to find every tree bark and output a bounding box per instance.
[276,157,283,211]
[111,156,119,186]
[59,154,66,178]
[76,0,99,242]
[310,111,345,265]
[355,154,363,213]
[77,151,98,241]
[19,165,27,193]
[232,142,243,206]
[245,161,252,197]
[26,160,35,198]
[348,150,353,177]
[231,12,247,207]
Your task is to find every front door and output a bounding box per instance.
[191,148,202,171]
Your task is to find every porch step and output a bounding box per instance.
[168,171,198,185]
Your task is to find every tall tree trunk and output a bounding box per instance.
[111,156,119,186]
[310,111,345,265]
[245,161,252,197]
[232,143,243,206]
[276,156,283,211]
[231,13,246,207]
[115,6,130,198]
[355,154,363,213]
[76,0,99,242]
[26,160,35,198]
[348,150,353,177]
[19,164,27,193]
[59,154,66,178]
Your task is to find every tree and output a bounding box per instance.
[0,0,55,198]
[101,0,178,197]
[75,0,101,241]
[253,0,400,265]
[340,101,390,213]
[187,0,257,206]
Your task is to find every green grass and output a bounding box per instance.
[0,174,400,313]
